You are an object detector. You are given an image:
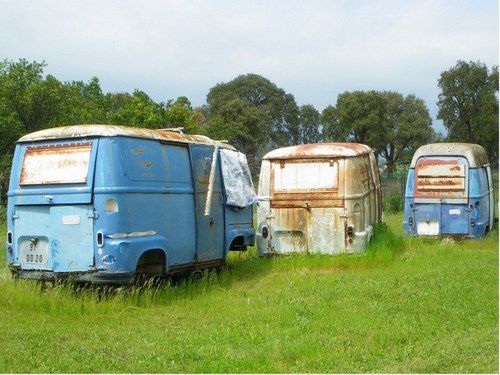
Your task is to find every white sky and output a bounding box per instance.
[0,0,498,133]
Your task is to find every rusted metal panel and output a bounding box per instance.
[263,142,372,160]
[414,157,467,199]
[20,143,92,185]
[269,208,308,253]
[270,198,344,209]
[410,143,489,168]
[18,124,236,150]
[306,207,345,254]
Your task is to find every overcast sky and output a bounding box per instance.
[0,0,498,133]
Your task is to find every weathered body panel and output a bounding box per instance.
[404,143,494,238]
[6,125,255,284]
[257,143,381,255]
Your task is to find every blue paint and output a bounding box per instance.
[5,136,255,284]
[404,155,494,238]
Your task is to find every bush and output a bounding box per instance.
[383,190,403,213]
[0,204,6,223]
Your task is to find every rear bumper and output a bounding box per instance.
[346,225,373,253]
[8,264,135,285]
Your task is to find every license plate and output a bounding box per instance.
[417,221,440,236]
[20,238,49,264]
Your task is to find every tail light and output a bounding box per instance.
[347,226,354,237]
[7,231,13,245]
[97,232,104,247]
[7,246,13,254]
[408,217,413,226]
[262,226,269,239]
[470,218,475,227]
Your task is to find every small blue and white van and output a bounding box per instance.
[403,143,494,238]
[5,125,256,284]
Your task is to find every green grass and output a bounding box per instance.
[0,214,498,373]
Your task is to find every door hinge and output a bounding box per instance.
[11,213,19,220]
[88,210,99,219]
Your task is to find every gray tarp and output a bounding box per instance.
[220,149,258,208]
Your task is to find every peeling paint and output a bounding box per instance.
[410,143,489,168]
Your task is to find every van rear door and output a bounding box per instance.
[269,159,345,254]
[414,156,469,235]
[11,140,98,272]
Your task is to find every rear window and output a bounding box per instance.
[415,156,467,198]
[272,160,338,192]
[20,143,92,185]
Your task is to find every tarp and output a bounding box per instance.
[220,149,258,208]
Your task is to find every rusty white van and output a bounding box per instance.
[256,143,382,255]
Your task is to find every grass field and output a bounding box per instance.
[0,213,498,373]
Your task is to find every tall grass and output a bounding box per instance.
[0,214,497,373]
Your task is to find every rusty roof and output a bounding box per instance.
[263,143,373,160]
[18,124,235,149]
[410,143,489,168]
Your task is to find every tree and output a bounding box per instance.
[326,90,434,173]
[321,105,349,142]
[204,74,300,172]
[380,92,434,173]
[104,90,163,128]
[437,60,499,159]
[55,77,107,125]
[329,90,387,146]
[298,105,322,144]
[164,96,204,134]
[0,59,65,133]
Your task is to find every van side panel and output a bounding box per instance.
[468,167,490,236]
[403,169,415,235]
[224,205,254,253]
[92,138,197,274]
[344,155,377,251]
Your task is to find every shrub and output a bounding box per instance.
[383,190,403,213]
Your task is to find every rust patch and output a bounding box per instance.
[410,143,489,168]
[18,124,237,151]
[415,157,467,199]
[141,160,152,168]
[264,143,372,160]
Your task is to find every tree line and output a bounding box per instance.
[0,58,497,179]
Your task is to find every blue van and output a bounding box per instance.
[5,125,256,284]
[403,143,494,237]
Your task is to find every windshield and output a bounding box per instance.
[20,143,92,185]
